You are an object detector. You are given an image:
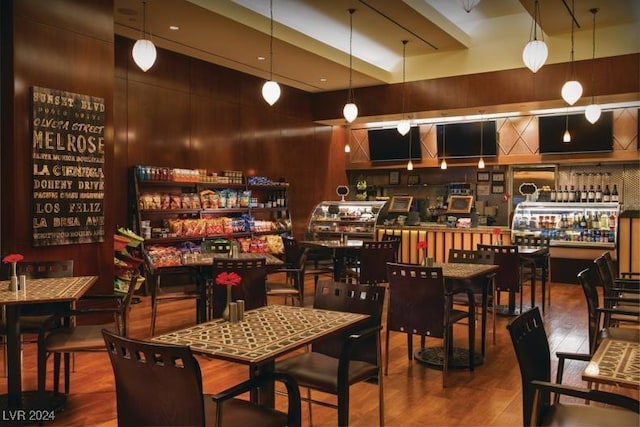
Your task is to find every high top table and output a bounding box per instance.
[300,239,364,281]
[582,338,639,389]
[0,276,97,414]
[153,304,368,407]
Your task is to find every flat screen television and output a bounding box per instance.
[538,111,613,154]
[368,126,422,163]
[436,121,497,158]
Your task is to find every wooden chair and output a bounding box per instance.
[301,233,334,287]
[346,241,397,285]
[513,235,551,311]
[507,307,639,426]
[380,233,401,262]
[210,258,267,319]
[37,272,140,395]
[447,248,496,351]
[102,329,301,427]
[477,244,523,316]
[267,247,308,306]
[594,255,639,326]
[385,262,475,387]
[275,281,385,426]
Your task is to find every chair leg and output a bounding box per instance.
[468,311,475,373]
[493,289,497,345]
[377,335,385,427]
[384,329,390,376]
[442,330,449,388]
[38,347,47,395]
[407,333,413,361]
[337,384,349,427]
[306,387,313,426]
[64,352,71,394]
[53,352,60,394]
[150,275,159,336]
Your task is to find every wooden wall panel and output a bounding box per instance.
[2,0,114,292]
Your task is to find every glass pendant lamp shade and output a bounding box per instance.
[585,104,601,124]
[132,1,156,72]
[262,81,281,106]
[132,39,157,72]
[478,157,485,169]
[440,159,447,170]
[522,0,547,73]
[522,40,548,73]
[344,143,351,153]
[397,119,411,136]
[343,103,358,123]
[563,129,571,143]
[561,80,583,105]
[407,160,413,171]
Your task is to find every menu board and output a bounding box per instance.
[31,86,105,246]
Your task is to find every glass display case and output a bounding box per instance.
[511,201,620,248]
[307,200,388,240]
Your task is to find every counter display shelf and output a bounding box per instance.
[307,200,388,241]
[511,201,621,284]
[511,202,620,248]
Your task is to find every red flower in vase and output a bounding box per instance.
[492,228,502,236]
[215,272,242,286]
[416,241,428,250]
[2,254,24,264]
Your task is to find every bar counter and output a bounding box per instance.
[376,224,511,264]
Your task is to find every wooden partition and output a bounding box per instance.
[618,210,640,275]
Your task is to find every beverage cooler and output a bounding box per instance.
[511,201,620,284]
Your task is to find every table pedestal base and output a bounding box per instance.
[414,346,483,369]
[493,304,532,317]
[0,391,66,426]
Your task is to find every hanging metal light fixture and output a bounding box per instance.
[563,112,571,143]
[440,121,447,170]
[522,0,548,73]
[132,1,157,72]
[343,9,358,123]
[406,126,414,170]
[461,0,481,13]
[262,0,281,106]
[397,40,411,136]
[585,8,601,124]
[561,0,582,105]
[478,112,485,169]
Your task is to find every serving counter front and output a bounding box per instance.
[376,225,511,264]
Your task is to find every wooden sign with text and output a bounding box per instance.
[31,86,105,246]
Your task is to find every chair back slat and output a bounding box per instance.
[103,330,206,426]
[477,244,520,292]
[311,281,385,365]
[577,266,603,354]
[358,241,397,284]
[211,258,267,318]
[386,263,446,338]
[513,235,550,249]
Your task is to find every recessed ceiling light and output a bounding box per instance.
[169,25,179,31]
[320,78,327,82]
[257,56,265,61]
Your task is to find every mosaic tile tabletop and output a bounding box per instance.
[583,339,640,389]
[0,276,97,305]
[182,252,284,266]
[432,263,499,280]
[153,304,368,365]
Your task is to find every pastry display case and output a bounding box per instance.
[307,200,388,240]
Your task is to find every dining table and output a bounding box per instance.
[152,304,368,407]
[0,276,97,414]
[413,262,499,369]
[582,338,639,389]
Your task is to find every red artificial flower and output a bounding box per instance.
[416,241,428,250]
[215,271,242,286]
[2,254,24,264]
[492,228,502,236]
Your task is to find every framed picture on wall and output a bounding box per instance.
[389,171,400,185]
[477,183,490,196]
[477,171,490,182]
[407,174,420,185]
[388,196,413,213]
[492,171,505,182]
[492,184,505,194]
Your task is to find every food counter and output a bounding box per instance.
[376,224,511,264]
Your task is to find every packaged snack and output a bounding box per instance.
[160,194,170,210]
[190,193,201,209]
[199,189,215,209]
[170,194,182,209]
[239,190,251,208]
[151,193,162,210]
[227,189,238,208]
[218,189,228,208]
[266,235,284,254]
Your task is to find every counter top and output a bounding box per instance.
[382,223,510,231]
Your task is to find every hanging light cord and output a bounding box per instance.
[480,112,484,153]
[269,0,274,80]
[590,8,598,101]
[401,40,407,117]
[347,9,355,104]
[141,1,148,38]
[569,0,576,78]
[529,0,543,42]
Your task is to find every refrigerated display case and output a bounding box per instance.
[511,201,620,248]
[307,200,388,240]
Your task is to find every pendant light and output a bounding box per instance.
[477,111,485,169]
[462,0,481,13]
[343,9,358,123]
[406,126,413,170]
[522,0,548,73]
[562,112,571,143]
[440,120,447,170]
[561,0,582,105]
[585,8,601,124]
[397,40,410,136]
[262,0,281,106]
[132,1,157,72]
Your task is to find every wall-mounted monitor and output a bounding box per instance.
[368,126,422,163]
[436,121,497,158]
[538,111,613,154]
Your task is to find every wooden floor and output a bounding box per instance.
[1,277,637,426]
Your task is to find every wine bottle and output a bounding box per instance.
[550,187,556,202]
[580,185,588,203]
[588,185,595,203]
[603,185,611,203]
[568,185,576,202]
[562,185,569,202]
[595,185,602,202]
[611,184,619,203]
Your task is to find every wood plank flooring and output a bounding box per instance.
[1,277,637,426]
